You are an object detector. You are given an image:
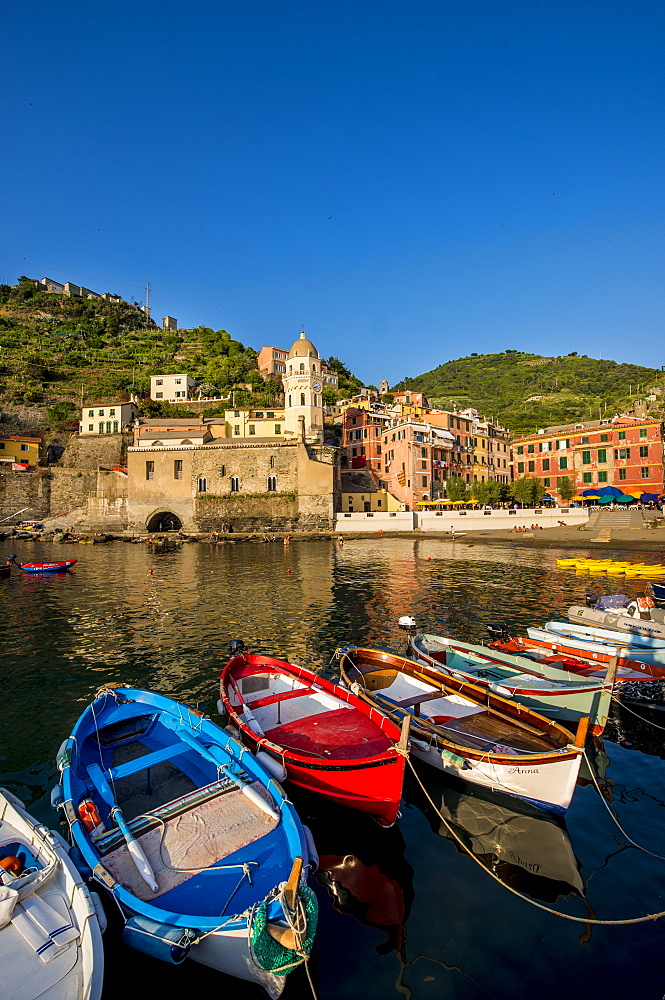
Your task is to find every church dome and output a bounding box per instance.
[288,330,319,359]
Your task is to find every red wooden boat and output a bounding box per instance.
[488,634,665,682]
[219,644,408,827]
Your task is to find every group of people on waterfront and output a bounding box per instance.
[512,523,544,532]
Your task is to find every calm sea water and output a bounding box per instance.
[2,536,665,1000]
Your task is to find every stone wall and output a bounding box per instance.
[48,468,98,515]
[0,469,51,523]
[195,494,299,532]
[60,433,129,470]
[0,467,106,526]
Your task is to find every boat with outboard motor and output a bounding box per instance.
[337,647,588,814]
[400,619,616,734]
[0,787,104,1000]
[219,641,408,828]
[53,685,317,998]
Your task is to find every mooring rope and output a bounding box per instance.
[580,747,665,862]
[406,756,665,924]
[612,693,665,730]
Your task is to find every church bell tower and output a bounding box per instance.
[283,331,324,443]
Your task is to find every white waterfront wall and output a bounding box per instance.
[418,507,589,531]
[335,511,417,532]
[334,508,589,532]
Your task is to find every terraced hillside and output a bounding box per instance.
[398,350,665,434]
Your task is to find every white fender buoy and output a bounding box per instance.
[255,751,287,783]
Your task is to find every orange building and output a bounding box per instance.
[513,417,665,499]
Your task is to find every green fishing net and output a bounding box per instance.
[251,885,318,975]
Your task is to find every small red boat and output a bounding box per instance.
[15,559,77,573]
[219,643,408,827]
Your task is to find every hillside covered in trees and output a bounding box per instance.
[0,278,363,422]
[397,350,665,433]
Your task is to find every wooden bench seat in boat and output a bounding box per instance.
[246,686,316,710]
[86,741,192,801]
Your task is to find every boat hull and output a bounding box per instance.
[408,739,581,815]
[20,560,77,573]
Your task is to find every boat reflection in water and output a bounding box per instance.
[405,766,584,903]
[291,790,414,954]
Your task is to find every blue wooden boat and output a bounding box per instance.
[651,581,665,603]
[54,686,317,998]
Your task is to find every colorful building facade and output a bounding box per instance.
[513,417,665,499]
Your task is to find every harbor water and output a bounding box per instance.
[2,535,665,1000]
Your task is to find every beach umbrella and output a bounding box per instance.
[640,492,659,502]
[597,496,613,504]
[615,494,636,503]
[581,489,600,497]
[582,494,601,500]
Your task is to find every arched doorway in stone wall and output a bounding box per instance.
[146,511,183,532]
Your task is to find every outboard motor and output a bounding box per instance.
[585,593,601,608]
[486,623,511,643]
[397,616,418,634]
[227,639,246,657]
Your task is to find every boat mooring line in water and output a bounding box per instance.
[611,694,665,731]
[580,747,665,862]
[407,757,665,924]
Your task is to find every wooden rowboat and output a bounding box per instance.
[55,686,317,997]
[219,645,408,827]
[337,647,588,815]
[407,630,616,735]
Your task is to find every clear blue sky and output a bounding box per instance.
[2,1,663,386]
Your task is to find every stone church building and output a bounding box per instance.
[121,331,341,533]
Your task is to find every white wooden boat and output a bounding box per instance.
[0,787,104,1000]
[550,619,665,651]
[338,648,587,814]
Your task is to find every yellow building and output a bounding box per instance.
[0,434,40,466]
[221,408,285,438]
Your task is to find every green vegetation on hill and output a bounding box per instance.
[0,279,265,408]
[0,278,365,426]
[397,350,665,433]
